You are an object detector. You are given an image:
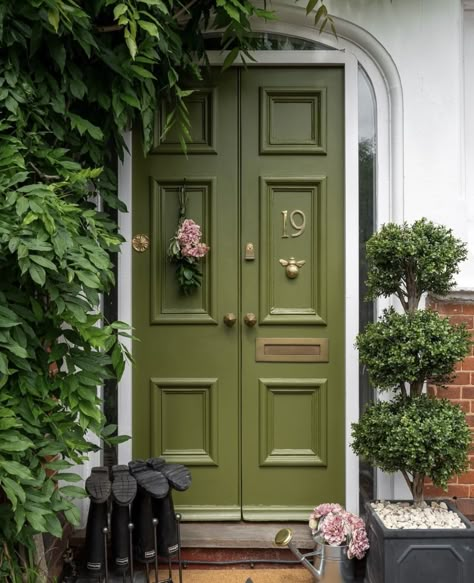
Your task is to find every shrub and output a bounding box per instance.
[352,219,471,505]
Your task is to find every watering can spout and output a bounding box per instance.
[274,528,323,580]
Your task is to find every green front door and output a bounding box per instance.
[132,66,345,520]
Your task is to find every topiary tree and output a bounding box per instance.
[352,219,472,506]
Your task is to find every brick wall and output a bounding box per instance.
[425,297,474,502]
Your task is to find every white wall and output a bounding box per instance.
[307,0,473,287]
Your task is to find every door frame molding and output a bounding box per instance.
[118,50,361,514]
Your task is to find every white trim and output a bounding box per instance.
[117,8,403,514]
[117,131,133,464]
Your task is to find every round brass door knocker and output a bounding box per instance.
[132,234,150,253]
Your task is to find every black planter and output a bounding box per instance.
[364,501,474,583]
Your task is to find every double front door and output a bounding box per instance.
[132,66,345,520]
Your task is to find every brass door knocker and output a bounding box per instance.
[279,257,305,279]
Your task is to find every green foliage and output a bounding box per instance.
[353,219,471,504]
[0,0,344,576]
[366,219,467,311]
[357,307,471,394]
[352,395,471,492]
[0,0,312,578]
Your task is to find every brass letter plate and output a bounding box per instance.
[256,338,329,363]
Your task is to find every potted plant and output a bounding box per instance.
[351,218,474,583]
[274,504,369,582]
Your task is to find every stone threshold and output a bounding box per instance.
[71,522,313,550]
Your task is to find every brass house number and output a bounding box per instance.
[281,210,306,238]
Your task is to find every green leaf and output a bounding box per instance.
[130,64,156,79]
[0,438,33,452]
[223,47,239,71]
[0,461,32,480]
[47,8,60,32]
[29,264,46,286]
[125,34,137,60]
[59,485,88,498]
[2,477,26,504]
[114,3,128,19]
[138,20,159,38]
[45,513,63,538]
[30,255,57,271]
[55,472,82,483]
[306,0,320,15]
[64,505,81,526]
[139,0,168,12]
[0,353,8,375]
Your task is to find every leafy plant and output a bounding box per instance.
[0,0,337,578]
[352,219,471,506]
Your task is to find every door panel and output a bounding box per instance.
[132,66,345,520]
[132,70,241,518]
[240,68,345,519]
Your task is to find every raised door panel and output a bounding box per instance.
[150,178,217,324]
[259,176,327,325]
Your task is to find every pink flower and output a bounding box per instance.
[182,243,210,259]
[320,512,346,546]
[177,219,202,247]
[308,504,369,559]
[347,525,370,560]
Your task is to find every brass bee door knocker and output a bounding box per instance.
[279,257,305,279]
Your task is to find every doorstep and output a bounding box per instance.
[71,522,313,551]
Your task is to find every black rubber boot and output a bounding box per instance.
[147,457,192,491]
[111,465,137,574]
[129,460,169,564]
[84,467,111,575]
[152,493,180,557]
[147,458,192,557]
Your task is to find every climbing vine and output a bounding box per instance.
[0,0,331,578]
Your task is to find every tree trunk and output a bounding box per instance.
[412,473,425,507]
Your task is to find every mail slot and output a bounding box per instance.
[255,338,329,362]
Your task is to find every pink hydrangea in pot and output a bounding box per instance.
[309,503,370,560]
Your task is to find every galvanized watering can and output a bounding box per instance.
[275,528,356,583]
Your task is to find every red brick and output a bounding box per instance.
[464,387,474,399]
[449,315,474,328]
[452,400,471,413]
[462,304,474,315]
[462,357,474,371]
[454,361,463,372]
[437,303,463,315]
[457,470,474,485]
[440,386,461,399]
[471,373,474,384]
[453,372,471,385]
[466,415,474,428]
[427,385,437,396]
[424,485,448,498]
[447,484,471,497]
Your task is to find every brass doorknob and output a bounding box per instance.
[223,313,237,327]
[244,313,257,327]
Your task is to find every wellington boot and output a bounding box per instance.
[147,457,192,491]
[131,486,156,564]
[129,459,169,499]
[85,500,108,574]
[152,492,179,557]
[111,465,137,574]
[85,467,111,575]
